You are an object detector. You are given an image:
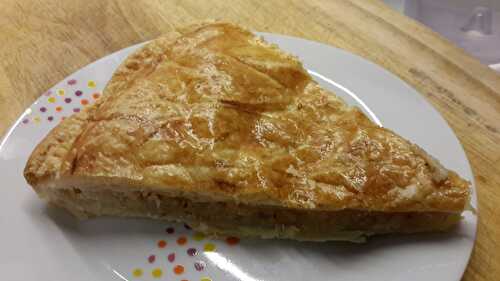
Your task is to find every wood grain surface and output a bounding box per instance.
[0,0,499,280]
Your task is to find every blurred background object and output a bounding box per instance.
[384,0,500,71]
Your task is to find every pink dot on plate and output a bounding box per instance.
[148,254,156,264]
[167,253,175,263]
[47,116,54,121]
[75,90,83,97]
[40,107,47,113]
[44,91,52,97]
[166,227,175,234]
[194,261,205,271]
[64,98,72,103]
[68,79,77,85]
[187,248,197,256]
[73,108,81,113]
[22,119,29,124]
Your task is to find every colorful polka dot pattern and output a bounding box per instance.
[151,268,163,278]
[225,236,240,246]
[23,79,244,281]
[157,240,167,248]
[167,253,175,263]
[193,232,205,241]
[177,236,188,245]
[173,265,184,275]
[132,268,143,277]
[130,224,240,280]
[22,79,101,125]
[203,243,216,252]
[194,261,206,271]
[187,248,198,256]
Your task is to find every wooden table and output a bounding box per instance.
[1,0,499,280]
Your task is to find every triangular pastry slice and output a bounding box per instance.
[24,22,470,242]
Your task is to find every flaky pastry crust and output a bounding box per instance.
[24,22,470,220]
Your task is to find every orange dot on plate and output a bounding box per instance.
[92,93,100,99]
[56,106,63,112]
[81,99,89,106]
[132,268,143,277]
[177,236,187,245]
[226,236,240,246]
[174,265,184,275]
[151,268,162,278]
[157,240,167,248]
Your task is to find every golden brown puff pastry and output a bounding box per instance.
[24,21,471,242]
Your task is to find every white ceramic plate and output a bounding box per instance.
[0,33,477,281]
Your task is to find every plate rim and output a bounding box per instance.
[0,32,477,281]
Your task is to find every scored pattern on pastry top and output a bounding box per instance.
[130,223,239,280]
[22,72,242,281]
[21,22,470,250]
[22,79,100,125]
[23,22,469,216]
[43,23,467,211]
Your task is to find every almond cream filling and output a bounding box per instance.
[41,185,461,242]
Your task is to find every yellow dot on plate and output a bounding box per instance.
[33,116,41,123]
[151,268,162,278]
[193,232,205,241]
[132,268,143,277]
[87,80,96,88]
[200,277,212,281]
[48,97,56,103]
[204,243,216,252]
[57,89,65,96]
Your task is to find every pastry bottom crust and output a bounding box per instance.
[41,186,461,242]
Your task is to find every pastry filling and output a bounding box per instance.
[42,186,461,241]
